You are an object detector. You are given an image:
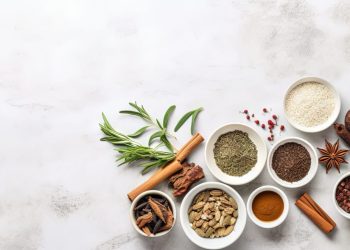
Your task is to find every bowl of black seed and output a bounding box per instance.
[130,190,176,237]
[267,137,318,188]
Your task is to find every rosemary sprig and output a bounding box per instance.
[120,102,176,151]
[100,113,175,174]
[100,103,203,174]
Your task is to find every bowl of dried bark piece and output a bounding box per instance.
[130,190,176,237]
[180,182,247,249]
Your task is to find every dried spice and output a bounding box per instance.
[295,193,336,234]
[345,110,350,132]
[169,162,205,196]
[240,108,285,142]
[252,191,284,221]
[318,139,349,173]
[214,130,257,176]
[285,82,335,127]
[336,176,350,213]
[188,189,238,238]
[134,194,174,236]
[334,123,350,147]
[272,142,311,182]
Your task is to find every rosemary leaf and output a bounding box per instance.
[119,110,144,119]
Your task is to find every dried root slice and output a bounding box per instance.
[142,226,152,236]
[136,212,153,228]
[159,207,174,232]
[148,197,167,223]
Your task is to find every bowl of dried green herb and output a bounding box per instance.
[205,123,268,185]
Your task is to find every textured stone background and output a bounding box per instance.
[1,1,350,249]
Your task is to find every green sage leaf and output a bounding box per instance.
[161,135,173,152]
[174,111,194,132]
[148,131,164,145]
[163,105,176,128]
[190,108,203,135]
[156,119,163,129]
[128,126,149,138]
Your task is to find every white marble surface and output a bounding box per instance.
[1,0,350,249]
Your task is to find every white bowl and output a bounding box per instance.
[247,185,289,228]
[283,77,341,133]
[180,182,247,250]
[267,137,318,188]
[130,190,176,237]
[205,123,267,185]
[333,172,350,219]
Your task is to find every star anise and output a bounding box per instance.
[317,139,349,173]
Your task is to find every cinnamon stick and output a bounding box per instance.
[295,197,335,233]
[302,193,336,228]
[127,133,204,201]
[176,133,204,162]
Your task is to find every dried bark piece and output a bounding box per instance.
[142,226,152,236]
[345,110,350,132]
[136,212,153,228]
[334,123,350,147]
[159,207,174,232]
[148,197,167,223]
[153,219,163,234]
[169,162,205,196]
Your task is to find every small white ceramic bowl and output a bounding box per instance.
[333,172,350,219]
[130,190,176,237]
[247,185,289,228]
[180,182,247,250]
[205,123,267,185]
[267,137,318,188]
[283,77,341,133]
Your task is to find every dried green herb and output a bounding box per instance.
[213,130,257,176]
[174,107,203,135]
[99,113,175,174]
[100,103,203,174]
[120,102,176,151]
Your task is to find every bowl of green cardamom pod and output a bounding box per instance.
[205,123,268,185]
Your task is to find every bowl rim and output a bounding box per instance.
[267,136,318,188]
[333,172,350,219]
[205,122,267,185]
[283,76,341,133]
[246,185,289,228]
[129,190,176,237]
[179,181,247,249]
